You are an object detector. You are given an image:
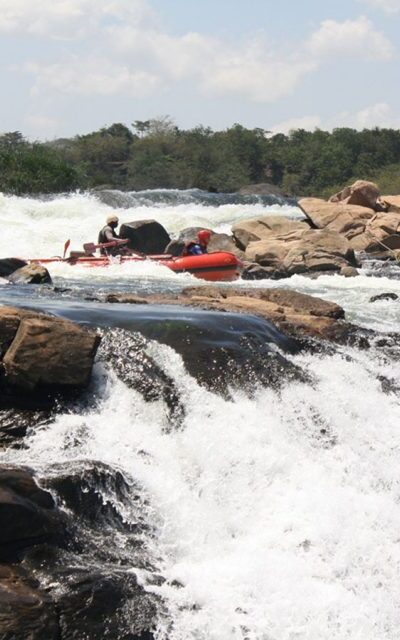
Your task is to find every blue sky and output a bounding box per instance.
[0,0,399,139]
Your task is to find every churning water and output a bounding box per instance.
[1,189,400,639]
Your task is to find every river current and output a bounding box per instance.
[1,189,400,639]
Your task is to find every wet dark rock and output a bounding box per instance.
[54,568,157,640]
[0,258,27,278]
[98,329,185,428]
[47,462,147,534]
[119,220,170,255]
[0,466,69,562]
[0,409,50,448]
[8,264,52,285]
[0,564,59,640]
[369,292,398,303]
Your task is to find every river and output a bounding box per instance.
[1,189,400,640]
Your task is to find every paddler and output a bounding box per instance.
[182,229,211,256]
[98,215,129,255]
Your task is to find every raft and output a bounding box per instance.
[30,251,242,282]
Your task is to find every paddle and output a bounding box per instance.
[63,239,71,258]
[83,239,129,254]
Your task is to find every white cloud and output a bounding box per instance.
[0,0,155,37]
[358,0,400,12]
[26,58,161,97]
[108,27,316,102]
[306,16,394,60]
[339,102,400,129]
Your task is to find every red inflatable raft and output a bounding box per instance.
[30,251,242,282]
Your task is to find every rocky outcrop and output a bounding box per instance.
[104,286,356,344]
[232,215,309,250]
[0,307,100,406]
[0,565,59,639]
[119,219,170,254]
[298,197,400,254]
[245,228,357,275]
[7,264,52,285]
[329,180,383,210]
[0,466,68,561]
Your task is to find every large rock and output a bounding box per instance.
[0,307,100,392]
[381,195,400,213]
[119,219,170,254]
[245,228,356,275]
[232,215,309,250]
[0,258,27,278]
[164,226,214,256]
[0,565,58,639]
[0,466,67,561]
[329,180,382,210]
[298,198,400,253]
[7,264,52,285]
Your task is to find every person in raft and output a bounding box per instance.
[98,215,129,255]
[183,229,211,256]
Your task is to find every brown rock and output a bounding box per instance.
[245,228,356,274]
[329,180,380,209]
[232,215,308,250]
[179,286,348,342]
[340,266,359,277]
[1,307,100,391]
[381,195,400,213]
[8,263,52,285]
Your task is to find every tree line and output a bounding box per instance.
[1,118,400,197]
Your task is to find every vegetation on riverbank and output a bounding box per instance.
[2,119,400,196]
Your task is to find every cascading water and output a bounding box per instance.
[1,189,400,639]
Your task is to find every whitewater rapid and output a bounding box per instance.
[1,189,400,639]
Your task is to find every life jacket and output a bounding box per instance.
[98,225,118,254]
[182,241,205,257]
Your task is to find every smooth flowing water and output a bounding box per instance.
[1,189,400,640]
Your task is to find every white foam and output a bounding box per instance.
[2,344,400,640]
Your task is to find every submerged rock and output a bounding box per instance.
[369,292,398,303]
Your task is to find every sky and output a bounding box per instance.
[0,0,399,139]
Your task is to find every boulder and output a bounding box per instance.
[207,232,245,258]
[1,307,100,392]
[340,266,359,277]
[329,180,382,210]
[119,219,170,254]
[381,195,400,213]
[245,228,356,275]
[298,198,374,234]
[7,264,52,285]
[0,258,27,278]
[165,226,212,254]
[232,215,309,250]
[0,565,58,639]
[178,286,350,343]
[0,466,67,561]
[298,198,400,253]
